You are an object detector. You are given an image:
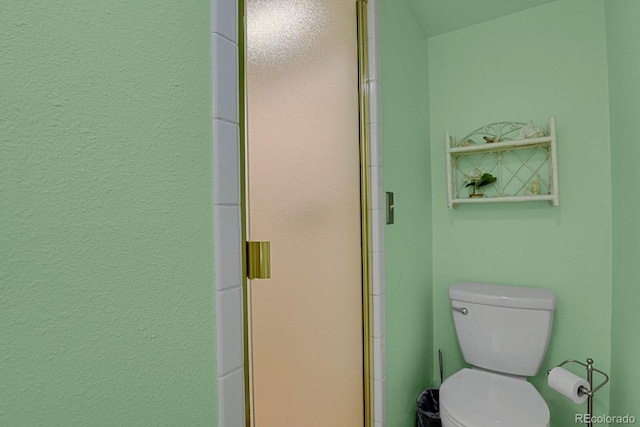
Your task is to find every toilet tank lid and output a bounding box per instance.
[449,282,556,310]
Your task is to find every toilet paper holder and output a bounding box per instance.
[548,358,609,427]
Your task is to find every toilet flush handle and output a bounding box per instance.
[452,306,468,315]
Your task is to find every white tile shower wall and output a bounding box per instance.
[212,0,246,425]
[368,38,381,82]
[214,205,242,291]
[370,209,385,253]
[218,367,246,427]
[370,166,384,210]
[368,80,382,124]
[372,251,386,296]
[367,0,380,40]
[372,294,386,338]
[373,335,387,379]
[370,124,383,166]
[216,287,244,375]
[212,0,385,425]
[212,35,239,123]
[374,377,388,424]
[368,0,386,424]
[213,121,240,205]
[211,0,237,43]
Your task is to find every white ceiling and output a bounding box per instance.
[404,0,558,37]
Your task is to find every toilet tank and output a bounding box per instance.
[449,282,556,377]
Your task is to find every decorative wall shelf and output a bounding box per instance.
[446,116,559,209]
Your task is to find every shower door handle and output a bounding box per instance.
[452,306,468,315]
[246,241,271,279]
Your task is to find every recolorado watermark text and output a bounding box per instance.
[576,414,636,424]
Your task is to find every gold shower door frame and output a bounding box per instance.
[238,0,372,425]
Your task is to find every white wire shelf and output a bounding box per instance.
[450,194,557,205]
[447,136,552,154]
[446,116,559,209]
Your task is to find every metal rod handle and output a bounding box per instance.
[452,306,468,315]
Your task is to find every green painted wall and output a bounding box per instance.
[606,0,640,417]
[380,1,433,425]
[428,1,612,424]
[0,2,217,425]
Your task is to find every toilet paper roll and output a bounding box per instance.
[548,367,590,404]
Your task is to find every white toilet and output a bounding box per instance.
[440,282,556,427]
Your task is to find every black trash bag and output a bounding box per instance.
[416,388,441,427]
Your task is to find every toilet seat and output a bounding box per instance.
[440,368,550,427]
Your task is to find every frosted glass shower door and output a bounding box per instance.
[245,0,364,425]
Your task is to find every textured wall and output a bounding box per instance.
[606,0,640,417]
[0,2,217,425]
[380,1,433,425]
[428,1,612,424]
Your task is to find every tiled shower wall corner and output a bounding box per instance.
[367,1,386,425]
[211,0,385,425]
[212,0,245,425]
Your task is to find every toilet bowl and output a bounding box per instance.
[440,282,556,427]
[440,368,549,427]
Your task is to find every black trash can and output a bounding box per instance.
[416,388,441,427]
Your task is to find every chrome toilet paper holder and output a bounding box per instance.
[548,358,609,427]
